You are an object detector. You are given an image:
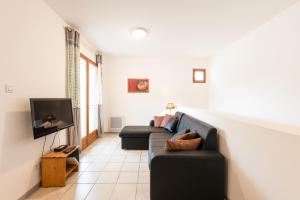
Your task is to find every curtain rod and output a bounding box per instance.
[64,25,102,55]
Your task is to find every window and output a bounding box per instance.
[193,68,206,83]
[80,53,99,149]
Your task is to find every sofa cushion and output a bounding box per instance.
[160,114,176,127]
[150,132,173,140]
[177,131,198,140]
[165,137,202,151]
[164,118,178,132]
[170,129,189,141]
[150,127,170,133]
[176,113,218,150]
[149,132,173,155]
[148,146,220,168]
[174,112,185,130]
[153,116,164,127]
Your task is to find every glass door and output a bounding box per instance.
[80,57,87,148]
[80,54,98,149]
[87,60,99,146]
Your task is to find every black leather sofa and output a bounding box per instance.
[149,112,225,200]
[119,112,225,200]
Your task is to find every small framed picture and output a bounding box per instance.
[128,78,149,93]
[193,68,206,83]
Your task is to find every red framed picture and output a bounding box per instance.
[128,78,149,93]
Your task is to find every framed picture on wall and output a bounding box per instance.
[128,78,149,93]
[193,68,206,83]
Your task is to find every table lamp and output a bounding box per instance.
[166,103,176,114]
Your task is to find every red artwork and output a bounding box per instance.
[128,79,149,93]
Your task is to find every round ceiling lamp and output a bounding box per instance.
[131,28,148,39]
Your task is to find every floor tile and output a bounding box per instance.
[80,155,96,163]
[138,172,150,183]
[136,184,150,200]
[141,155,148,162]
[85,146,106,154]
[92,156,110,163]
[78,163,90,171]
[118,172,138,183]
[125,154,141,162]
[122,163,140,171]
[85,184,115,200]
[76,172,101,183]
[28,134,152,200]
[110,155,126,162]
[66,172,82,184]
[112,149,127,156]
[103,162,123,171]
[25,184,72,200]
[96,152,113,157]
[97,172,120,183]
[104,147,117,152]
[139,163,149,172]
[127,150,142,156]
[110,184,137,200]
[60,184,93,200]
[84,162,107,171]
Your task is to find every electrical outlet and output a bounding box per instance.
[34,159,40,169]
[5,84,14,93]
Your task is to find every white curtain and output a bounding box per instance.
[96,54,104,136]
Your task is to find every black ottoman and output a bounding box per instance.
[119,126,168,150]
[119,126,152,150]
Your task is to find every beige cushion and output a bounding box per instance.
[153,116,164,127]
[160,114,176,127]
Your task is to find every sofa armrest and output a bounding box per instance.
[149,120,154,127]
[150,151,225,200]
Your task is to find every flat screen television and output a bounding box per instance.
[30,98,74,139]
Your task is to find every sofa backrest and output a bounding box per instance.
[175,112,218,151]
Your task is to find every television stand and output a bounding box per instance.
[41,145,80,187]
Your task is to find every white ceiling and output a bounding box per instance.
[45,0,298,57]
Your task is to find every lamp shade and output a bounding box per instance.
[166,103,176,110]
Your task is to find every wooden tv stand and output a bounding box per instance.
[41,145,80,187]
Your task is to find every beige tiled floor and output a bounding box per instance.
[26,133,150,200]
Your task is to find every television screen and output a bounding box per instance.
[30,98,74,139]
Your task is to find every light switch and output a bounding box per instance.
[5,84,14,93]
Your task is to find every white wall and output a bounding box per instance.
[0,0,67,199]
[210,1,300,127]
[207,2,300,199]
[102,55,210,131]
[178,107,300,200]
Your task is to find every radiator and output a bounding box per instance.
[109,117,123,132]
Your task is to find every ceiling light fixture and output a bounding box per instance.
[131,28,148,39]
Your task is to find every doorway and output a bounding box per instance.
[80,53,99,149]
